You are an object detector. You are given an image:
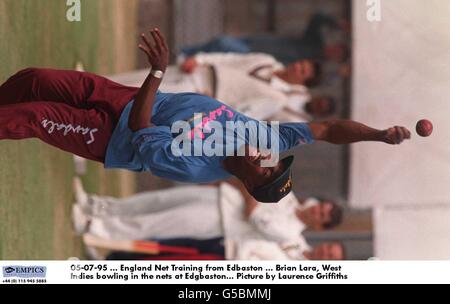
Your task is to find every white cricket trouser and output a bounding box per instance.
[88,185,223,241]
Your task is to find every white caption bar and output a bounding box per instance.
[1,261,450,284]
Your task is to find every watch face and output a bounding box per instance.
[152,70,164,78]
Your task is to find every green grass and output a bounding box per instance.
[0,0,137,259]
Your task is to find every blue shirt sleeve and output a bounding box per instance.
[278,122,314,152]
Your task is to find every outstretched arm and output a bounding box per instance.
[308,120,411,145]
[128,28,169,132]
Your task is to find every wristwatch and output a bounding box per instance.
[150,69,164,79]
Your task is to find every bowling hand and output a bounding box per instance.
[138,28,169,72]
[382,126,411,145]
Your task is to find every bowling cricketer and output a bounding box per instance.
[0,29,411,202]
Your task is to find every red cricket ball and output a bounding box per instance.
[416,119,433,137]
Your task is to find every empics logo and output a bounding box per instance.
[2,266,47,278]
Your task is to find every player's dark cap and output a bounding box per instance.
[250,156,294,203]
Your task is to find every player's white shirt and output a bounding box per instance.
[195,52,282,74]
[220,183,319,246]
[248,196,319,243]
[195,52,311,122]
